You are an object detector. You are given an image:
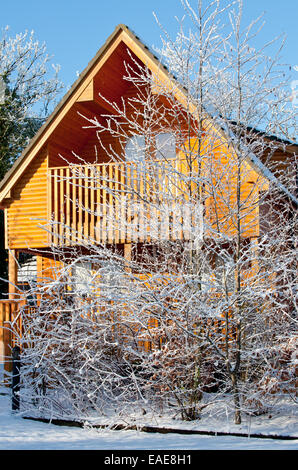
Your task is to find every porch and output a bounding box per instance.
[0,300,24,383]
[0,296,228,385]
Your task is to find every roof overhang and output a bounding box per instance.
[0,24,186,204]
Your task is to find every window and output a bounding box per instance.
[72,261,93,295]
[214,255,235,293]
[155,132,176,160]
[125,135,146,162]
[98,261,127,300]
[125,132,176,162]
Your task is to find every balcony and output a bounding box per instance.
[49,159,203,246]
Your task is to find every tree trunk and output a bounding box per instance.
[231,373,241,424]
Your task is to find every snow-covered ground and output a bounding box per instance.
[0,389,297,450]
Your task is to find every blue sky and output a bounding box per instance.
[2,0,297,92]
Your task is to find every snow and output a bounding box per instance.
[0,390,297,450]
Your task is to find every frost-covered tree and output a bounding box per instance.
[17,0,297,425]
[0,26,63,179]
[150,0,297,424]
[0,27,63,295]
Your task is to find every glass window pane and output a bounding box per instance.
[125,135,146,162]
[72,262,93,295]
[156,133,176,159]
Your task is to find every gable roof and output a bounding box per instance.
[0,23,297,207]
[0,23,179,204]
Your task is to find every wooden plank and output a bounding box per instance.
[164,163,170,241]
[172,159,179,240]
[84,166,90,242]
[78,167,83,243]
[59,168,64,244]
[144,163,150,243]
[72,167,77,244]
[101,164,107,243]
[53,168,58,245]
[4,208,8,249]
[0,303,4,345]
[119,162,126,243]
[124,243,132,272]
[126,163,132,243]
[108,163,114,244]
[132,163,139,243]
[3,318,12,373]
[138,162,145,242]
[149,162,157,242]
[90,166,95,241]
[47,163,52,245]
[114,163,119,244]
[95,165,101,243]
[76,80,94,102]
[8,250,18,300]
[66,167,71,245]
[157,163,163,240]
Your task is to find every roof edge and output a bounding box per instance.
[0,24,128,200]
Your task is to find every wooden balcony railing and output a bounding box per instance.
[0,300,23,376]
[49,159,203,246]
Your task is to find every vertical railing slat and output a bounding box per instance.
[72,167,77,244]
[90,166,95,242]
[59,168,64,244]
[95,165,101,243]
[108,163,114,244]
[78,167,83,243]
[119,162,126,243]
[54,168,59,246]
[66,167,70,245]
[84,166,89,242]
[102,164,107,244]
[114,163,119,244]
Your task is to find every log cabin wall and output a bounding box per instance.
[201,135,267,239]
[5,147,48,250]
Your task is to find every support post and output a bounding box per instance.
[12,345,21,411]
[8,249,18,300]
[3,318,12,377]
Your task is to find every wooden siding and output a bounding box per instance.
[5,148,48,249]
[39,256,63,283]
[201,136,267,239]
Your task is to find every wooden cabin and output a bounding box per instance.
[0,24,297,373]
